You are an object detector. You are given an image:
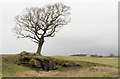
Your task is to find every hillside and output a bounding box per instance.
[2,54,118,77]
[49,56,118,67]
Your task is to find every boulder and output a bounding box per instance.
[29,58,36,66]
[49,60,56,70]
[16,52,57,71]
[42,59,50,71]
[16,51,81,71]
[35,59,42,68]
[16,55,32,64]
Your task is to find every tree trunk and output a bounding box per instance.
[36,40,44,55]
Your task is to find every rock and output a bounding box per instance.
[16,51,32,65]
[29,58,36,66]
[42,59,50,71]
[34,59,42,68]
[63,63,71,67]
[49,60,56,70]
[16,51,81,71]
[16,56,31,65]
[16,52,57,71]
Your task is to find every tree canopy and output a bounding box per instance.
[14,3,71,55]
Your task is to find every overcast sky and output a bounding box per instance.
[0,0,119,56]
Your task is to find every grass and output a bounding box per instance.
[2,55,33,77]
[49,56,118,68]
[2,54,119,77]
[2,61,33,77]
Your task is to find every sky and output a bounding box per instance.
[0,0,119,56]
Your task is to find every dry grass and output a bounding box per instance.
[15,66,118,77]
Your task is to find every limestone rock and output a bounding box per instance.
[16,51,81,71]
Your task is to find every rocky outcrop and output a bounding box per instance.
[16,51,57,71]
[16,51,81,71]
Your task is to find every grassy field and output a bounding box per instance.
[49,56,119,67]
[2,61,33,77]
[2,55,119,77]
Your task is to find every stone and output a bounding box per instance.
[49,60,56,70]
[16,51,81,71]
[29,58,36,66]
[42,59,50,71]
[16,52,32,65]
[34,59,42,68]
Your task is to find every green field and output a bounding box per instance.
[2,61,33,77]
[2,55,119,77]
[49,56,119,67]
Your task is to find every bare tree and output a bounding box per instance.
[13,3,71,55]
